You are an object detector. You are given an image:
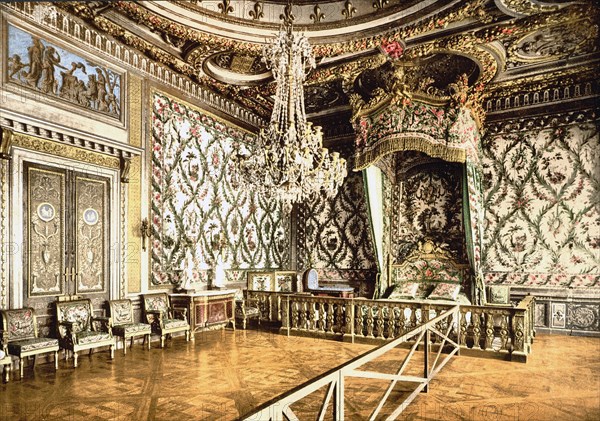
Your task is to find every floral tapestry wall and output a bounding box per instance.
[151,92,288,286]
[296,149,377,295]
[482,122,600,288]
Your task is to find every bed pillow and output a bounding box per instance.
[388,282,419,300]
[427,283,461,301]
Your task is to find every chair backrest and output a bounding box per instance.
[55,299,94,334]
[247,272,275,291]
[0,308,38,342]
[141,293,170,314]
[303,268,319,290]
[108,299,134,326]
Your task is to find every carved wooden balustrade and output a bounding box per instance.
[245,290,286,323]
[459,295,535,362]
[276,294,535,362]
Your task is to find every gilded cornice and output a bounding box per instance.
[496,0,560,17]
[488,64,600,97]
[105,0,489,58]
[12,133,121,169]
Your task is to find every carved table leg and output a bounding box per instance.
[73,352,79,368]
[54,351,59,369]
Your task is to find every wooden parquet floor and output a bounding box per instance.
[0,330,598,420]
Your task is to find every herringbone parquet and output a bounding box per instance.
[0,331,598,420]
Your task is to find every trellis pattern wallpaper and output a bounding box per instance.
[296,151,377,295]
[482,122,600,287]
[151,92,288,286]
[392,163,466,264]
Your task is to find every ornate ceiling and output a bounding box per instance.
[55,0,598,130]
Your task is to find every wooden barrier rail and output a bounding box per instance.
[242,305,461,420]
[245,291,535,362]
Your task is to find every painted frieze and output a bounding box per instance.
[6,24,121,119]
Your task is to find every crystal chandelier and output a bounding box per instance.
[236,10,347,212]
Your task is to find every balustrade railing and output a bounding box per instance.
[275,294,535,362]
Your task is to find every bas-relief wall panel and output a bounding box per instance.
[296,153,377,295]
[482,122,600,288]
[1,20,128,142]
[151,92,288,287]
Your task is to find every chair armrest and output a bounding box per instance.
[57,321,77,340]
[0,330,8,350]
[92,316,113,332]
[172,307,188,322]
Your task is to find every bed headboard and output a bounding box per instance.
[388,239,470,299]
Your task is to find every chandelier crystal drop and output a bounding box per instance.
[236,20,347,213]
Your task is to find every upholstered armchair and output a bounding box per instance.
[141,293,190,348]
[108,299,151,355]
[55,299,116,367]
[235,290,261,330]
[0,307,59,379]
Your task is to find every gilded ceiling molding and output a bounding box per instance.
[495,0,560,17]
[4,2,264,129]
[106,0,488,58]
[342,1,357,20]
[310,5,325,24]
[10,132,121,169]
[249,2,265,21]
[280,3,295,25]
[485,108,599,134]
[506,18,598,66]
[111,1,260,55]
[373,1,389,11]
[218,0,234,15]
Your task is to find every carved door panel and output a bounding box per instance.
[23,162,110,336]
[73,174,109,296]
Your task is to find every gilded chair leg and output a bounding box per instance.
[3,365,8,383]
[110,344,114,359]
[147,334,151,350]
[54,351,58,370]
[123,338,127,355]
[73,352,78,368]
[186,330,190,342]
[32,355,36,368]
[243,319,247,330]
[19,359,24,379]
[160,335,165,348]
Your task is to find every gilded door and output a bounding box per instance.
[23,162,111,336]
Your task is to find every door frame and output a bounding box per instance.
[10,146,122,308]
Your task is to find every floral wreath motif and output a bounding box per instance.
[380,40,406,60]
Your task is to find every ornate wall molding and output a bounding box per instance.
[0,160,8,307]
[9,132,120,169]
[487,80,598,116]
[0,112,141,161]
[127,75,143,294]
[485,108,598,134]
[2,2,264,129]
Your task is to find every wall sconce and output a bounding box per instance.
[140,218,151,251]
